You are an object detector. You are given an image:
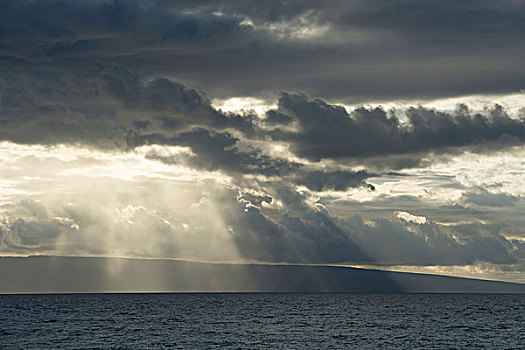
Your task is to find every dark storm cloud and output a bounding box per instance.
[0,64,257,147]
[267,93,525,164]
[170,184,522,266]
[2,0,525,101]
[138,128,374,191]
[0,0,250,60]
[292,170,373,192]
[2,65,525,175]
[2,64,377,192]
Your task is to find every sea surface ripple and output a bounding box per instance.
[0,293,523,349]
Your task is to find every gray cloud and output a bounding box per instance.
[2,0,525,102]
[268,94,525,165]
[2,65,525,184]
[139,128,375,192]
[460,187,520,207]
[292,170,373,192]
[0,64,257,148]
[1,65,379,191]
[4,65,525,159]
[2,188,522,268]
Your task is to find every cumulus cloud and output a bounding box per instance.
[1,186,522,268]
[0,64,258,148]
[395,211,427,225]
[267,94,525,165]
[3,66,525,174]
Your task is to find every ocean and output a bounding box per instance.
[1,293,523,349]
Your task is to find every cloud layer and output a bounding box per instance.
[2,0,525,102]
[1,0,525,282]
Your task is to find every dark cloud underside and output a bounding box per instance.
[2,0,525,101]
[2,66,525,169]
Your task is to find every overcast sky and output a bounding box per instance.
[1,0,525,284]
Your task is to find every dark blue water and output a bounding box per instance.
[0,293,523,349]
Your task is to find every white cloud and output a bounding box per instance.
[395,211,427,225]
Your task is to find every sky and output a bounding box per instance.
[1,0,525,284]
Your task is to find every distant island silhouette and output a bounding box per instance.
[1,256,523,294]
